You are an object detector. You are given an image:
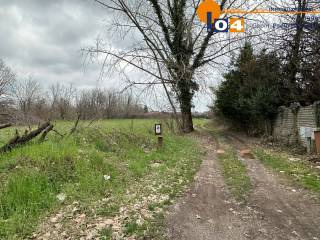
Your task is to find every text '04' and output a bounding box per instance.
[207,14,245,33]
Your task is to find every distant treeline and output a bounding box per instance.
[0,60,145,124]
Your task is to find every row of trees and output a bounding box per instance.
[90,0,320,133]
[0,60,145,124]
[214,0,320,135]
[214,25,320,135]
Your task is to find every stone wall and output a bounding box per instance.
[273,102,320,152]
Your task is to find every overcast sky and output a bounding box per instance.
[0,0,219,112]
[0,0,108,86]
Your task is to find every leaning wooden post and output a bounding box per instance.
[158,136,163,147]
[155,123,163,147]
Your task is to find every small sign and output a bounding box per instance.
[155,124,162,135]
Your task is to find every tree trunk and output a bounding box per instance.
[180,93,194,133]
[287,0,306,102]
[178,75,195,133]
[181,107,194,133]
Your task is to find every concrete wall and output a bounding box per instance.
[273,106,295,145]
[273,102,319,152]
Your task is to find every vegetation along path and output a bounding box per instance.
[1,120,320,239]
[166,124,320,240]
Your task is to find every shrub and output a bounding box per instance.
[214,42,282,135]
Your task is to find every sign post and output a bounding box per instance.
[155,124,163,147]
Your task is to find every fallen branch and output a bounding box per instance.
[39,124,54,142]
[0,123,12,130]
[52,129,65,138]
[69,114,81,135]
[0,122,50,153]
[87,117,98,127]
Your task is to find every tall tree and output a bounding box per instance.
[300,23,320,104]
[268,0,320,104]
[13,77,41,115]
[88,0,264,132]
[214,42,282,135]
[48,83,76,120]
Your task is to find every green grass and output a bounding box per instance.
[0,119,203,239]
[254,148,320,194]
[218,147,251,203]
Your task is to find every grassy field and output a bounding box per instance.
[0,119,205,239]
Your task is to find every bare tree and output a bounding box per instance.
[48,83,76,120]
[0,59,15,106]
[301,24,320,103]
[75,88,143,119]
[13,77,42,124]
[0,69,145,122]
[265,0,320,104]
[87,0,267,132]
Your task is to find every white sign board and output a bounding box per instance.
[155,124,162,135]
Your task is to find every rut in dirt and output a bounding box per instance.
[165,130,320,240]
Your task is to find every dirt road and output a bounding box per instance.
[165,131,320,240]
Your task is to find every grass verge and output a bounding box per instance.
[203,121,251,203]
[254,147,320,194]
[0,119,203,239]
[218,146,251,203]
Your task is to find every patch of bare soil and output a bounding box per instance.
[165,131,320,240]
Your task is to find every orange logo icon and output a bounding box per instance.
[196,0,221,23]
[196,0,245,33]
